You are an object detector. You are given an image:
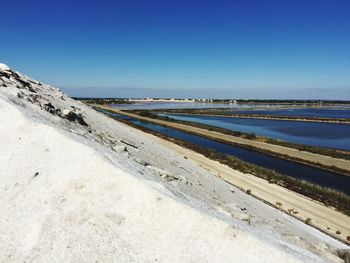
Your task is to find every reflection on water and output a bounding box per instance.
[112,102,295,110]
[161,114,350,150]
[231,108,350,119]
[100,110,350,194]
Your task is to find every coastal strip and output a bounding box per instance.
[96,105,350,175]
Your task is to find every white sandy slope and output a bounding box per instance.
[0,64,348,262]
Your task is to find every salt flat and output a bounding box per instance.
[0,63,348,262]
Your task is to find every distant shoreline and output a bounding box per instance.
[77,97,350,107]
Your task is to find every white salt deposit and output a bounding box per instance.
[0,63,10,72]
[0,63,347,262]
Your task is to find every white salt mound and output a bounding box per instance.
[0,63,348,262]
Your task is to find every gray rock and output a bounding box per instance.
[133,157,150,166]
[112,145,128,153]
[44,103,56,114]
[62,109,88,126]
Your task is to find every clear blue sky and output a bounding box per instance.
[1,0,349,99]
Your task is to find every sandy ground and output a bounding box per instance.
[155,136,350,244]
[1,64,349,262]
[100,106,350,173]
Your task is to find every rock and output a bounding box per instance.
[145,166,181,183]
[27,85,37,93]
[26,96,34,103]
[162,174,179,182]
[44,103,56,114]
[62,109,88,126]
[30,96,57,115]
[15,77,36,92]
[112,145,127,153]
[34,96,50,105]
[75,114,88,126]
[55,108,62,116]
[134,157,150,166]
[28,78,39,85]
[62,109,71,116]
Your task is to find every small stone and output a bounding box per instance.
[75,114,88,126]
[62,109,71,116]
[163,174,179,182]
[55,108,62,116]
[33,96,49,105]
[112,145,127,153]
[62,109,88,126]
[134,157,149,166]
[44,103,56,114]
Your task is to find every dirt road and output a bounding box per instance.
[160,137,350,244]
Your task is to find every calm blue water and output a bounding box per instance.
[100,110,350,194]
[112,103,350,118]
[111,102,285,110]
[231,108,350,119]
[161,114,350,150]
[112,102,235,110]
